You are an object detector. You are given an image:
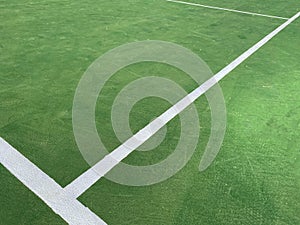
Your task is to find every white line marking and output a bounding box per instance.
[166,0,289,20]
[0,138,107,225]
[65,11,300,198]
[1,10,299,225]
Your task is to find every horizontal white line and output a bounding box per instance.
[166,0,289,20]
[0,138,107,225]
[1,10,299,224]
[65,11,300,198]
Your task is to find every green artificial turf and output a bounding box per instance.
[0,0,299,224]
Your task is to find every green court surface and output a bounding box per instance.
[0,0,300,224]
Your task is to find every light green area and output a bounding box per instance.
[0,0,299,224]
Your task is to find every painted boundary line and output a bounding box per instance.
[65,11,300,199]
[166,0,289,20]
[0,138,107,225]
[0,11,299,225]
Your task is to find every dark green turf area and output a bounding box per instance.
[1,0,300,224]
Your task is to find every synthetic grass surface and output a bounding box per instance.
[0,0,299,224]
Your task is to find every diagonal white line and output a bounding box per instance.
[0,138,107,225]
[1,10,299,225]
[65,11,300,198]
[166,0,289,20]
